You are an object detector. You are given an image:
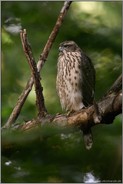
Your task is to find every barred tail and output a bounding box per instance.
[82,128,93,150]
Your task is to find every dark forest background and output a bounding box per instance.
[1,1,122,183]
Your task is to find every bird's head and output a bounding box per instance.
[59,41,80,52]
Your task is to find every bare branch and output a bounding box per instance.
[20,29,47,118]
[20,90,122,131]
[4,1,72,128]
[19,75,122,131]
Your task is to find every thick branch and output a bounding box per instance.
[22,92,121,131]
[2,91,121,154]
[19,74,122,131]
[20,29,47,117]
[4,1,72,128]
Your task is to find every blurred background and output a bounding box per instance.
[2,1,122,183]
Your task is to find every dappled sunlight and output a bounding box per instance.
[71,2,122,35]
[83,172,100,183]
[2,28,13,45]
[71,2,105,34]
[72,2,103,16]
[26,87,36,104]
[4,17,22,35]
[2,1,122,183]
[2,123,121,182]
[5,160,12,166]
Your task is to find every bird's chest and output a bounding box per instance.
[57,52,83,111]
[58,52,82,85]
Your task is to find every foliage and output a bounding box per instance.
[1,1,122,183]
[2,120,122,183]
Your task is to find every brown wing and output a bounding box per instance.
[80,51,95,106]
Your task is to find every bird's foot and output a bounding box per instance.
[67,110,75,116]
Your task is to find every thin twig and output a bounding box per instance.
[2,90,121,152]
[4,1,72,128]
[20,29,47,118]
[21,74,122,130]
[4,74,122,131]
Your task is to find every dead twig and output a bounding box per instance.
[17,74,122,131]
[20,29,47,118]
[4,1,72,128]
[20,89,122,131]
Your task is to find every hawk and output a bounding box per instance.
[56,41,95,150]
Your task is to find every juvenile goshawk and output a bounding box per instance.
[56,40,95,150]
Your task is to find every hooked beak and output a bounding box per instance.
[59,46,63,52]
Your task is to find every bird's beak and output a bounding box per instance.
[59,46,63,52]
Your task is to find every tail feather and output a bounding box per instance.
[81,127,93,150]
[83,131,93,150]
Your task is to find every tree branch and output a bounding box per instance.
[18,74,122,131]
[4,1,72,128]
[104,74,122,96]
[20,29,47,118]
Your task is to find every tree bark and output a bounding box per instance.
[18,75,122,132]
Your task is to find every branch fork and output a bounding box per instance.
[4,1,72,128]
[3,1,122,135]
